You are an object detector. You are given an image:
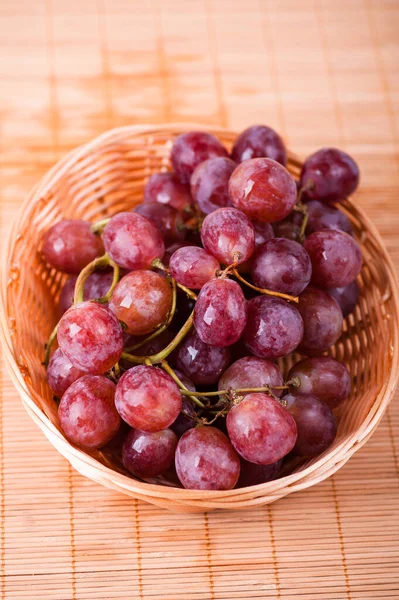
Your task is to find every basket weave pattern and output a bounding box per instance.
[1,124,399,512]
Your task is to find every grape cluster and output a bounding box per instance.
[43,126,362,491]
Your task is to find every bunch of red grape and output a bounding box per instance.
[42,125,361,491]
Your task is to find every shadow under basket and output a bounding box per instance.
[1,124,399,512]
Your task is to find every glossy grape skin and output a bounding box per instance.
[175,426,240,490]
[162,241,192,267]
[103,212,165,271]
[305,200,353,235]
[300,147,360,203]
[109,270,172,335]
[190,157,237,214]
[237,458,282,488]
[171,131,228,183]
[297,287,343,356]
[284,393,337,457]
[231,125,287,166]
[170,397,197,438]
[115,365,182,432]
[194,278,247,347]
[144,172,193,212]
[169,246,220,289]
[226,393,297,465]
[328,281,359,317]
[58,270,114,316]
[201,207,255,265]
[228,158,297,223]
[251,238,312,296]
[218,356,284,398]
[57,302,123,374]
[288,357,351,408]
[176,330,231,385]
[42,219,103,274]
[122,428,178,479]
[243,296,304,359]
[134,202,185,245]
[58,375,120,449]
[252,220,275,247]
[47,348,86,397]
[304,230,362,288]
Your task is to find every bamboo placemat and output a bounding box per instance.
[1,0,399,598]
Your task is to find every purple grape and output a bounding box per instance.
[305,200,353,235]
[297,287,343,356]
[190,156,237,214]
[169,246,220,289]
[194,278,247,347]
[218,356,284,397]
[58,270,115,316]
[226,393,297,464]
[144,172,193,212]
[300,147,360,203]
[243,296,304,359]
[288,357,351,408]
[123,328,175,358]
[122,428,178,479]
[47,348,86,398]
[134,202,185,244]
[172,290,196,330]
[201,207,255,265]
[284,393,337,457]
[231,125,287,165]
[252,220,275,247]
[304,229,362,288]
[273,219,301,242]
[170,397,197,438]
[176,330,231,385]
[171,131,228,183]
[175,426,240,490]
[237,458,282,487]
[328,281,359,317]
[251,238,312,296]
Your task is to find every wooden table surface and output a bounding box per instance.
[1,1,399,599]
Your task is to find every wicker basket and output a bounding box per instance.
[1,124,399,512]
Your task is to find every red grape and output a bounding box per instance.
[57,302,123,374]
[58,270,114,316]
[115,365,182,432]
[103,212,165,270]
[169,246,220,289]
[201,207,255,265]
[237,458,282,487]
[176,330,231,385]
[170,397,197,438]
[273,219,301,242]
[194,278,247,347]
[190,157,237,214]
[58,277,77,316]
[218,356,284,398]
[284,393,337,457]
[122,428,178,479]
[171,131,228,183]
[123,328,175,357]
[297,287,343,356]
[328,281,359,317]
[304,229,362,288]
[231,125,287,166]
[228,158,297,222]
[175,426,240,490]
[58,375,120,449]
[243,296,304,359]
[47,348,86,397]
[42,219,103,274]
[144,172,192,212]
[226,393,297,464]
[162,241,192,267]
[288,356,351,408]
[252,220,275,247]
[300,147,359,203]
[109,270,172,335]
[305,200,353,235]
[251,238,312,296]
[134,202,186,244]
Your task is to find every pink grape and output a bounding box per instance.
[218,356,284,398]
[252,220,275,247]
[134,202,185,244]
[103,212,165,270]
[231,125,287,165]
[58,375,120,449]
[115,365,182,432]
[171,131,228,183]
[251,238,312,296]
[237,458,282,487]
[288,356,351,408]
[284,393,337,457]
[300,147,359,203]
[194,278,247,347]
[304,229,362,288]
[144,172,193,212]
[175,427,240,490]
[226,393,297,464]
[42,219,103,274]
[228,158,297,222]
[243,296,304,359]
[169,246,220,289]
[162,241,192,267]
[305,200,353,235]
[176,330,231,385]
[190,156,237,214]
[47,348,86,398]
[58,270,114,316]
[297,287,343,356]
[122,428,178,479]
[328,281,359,317]
[201,207,255,265]
[57,302,123,374]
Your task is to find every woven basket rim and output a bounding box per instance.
[1,123,399,506]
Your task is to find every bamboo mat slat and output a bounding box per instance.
[1,0,399,598]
